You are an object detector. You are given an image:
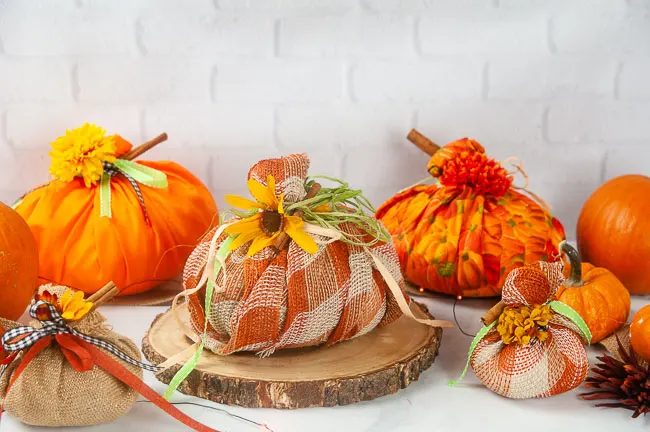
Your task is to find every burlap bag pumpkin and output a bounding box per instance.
[467,262,590,398]
[0,285,142,427]
[183,153,405,356]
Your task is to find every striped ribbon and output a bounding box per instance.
[99,159,168,224]
[1,301,162,373]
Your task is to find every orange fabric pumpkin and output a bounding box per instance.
[15,125,217,296]
[631,305,650,362]
[577,175,650,294]
[376,133,565,298]
[556,242,630,344]
[0,202,38,320]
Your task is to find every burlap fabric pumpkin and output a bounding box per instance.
[183,153,406,356]
[465,262,590,399]
[0,285,142,427]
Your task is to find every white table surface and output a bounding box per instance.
[1,295,648,432]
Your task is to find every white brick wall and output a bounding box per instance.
[1,0,649,239]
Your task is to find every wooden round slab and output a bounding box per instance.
[142,301,443,409]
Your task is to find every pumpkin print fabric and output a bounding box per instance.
[183,153,405,356]
[376,138,565,298]
[468,261,590,399]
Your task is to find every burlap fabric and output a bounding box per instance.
[470,262,589,399]
[0,285,142,427]
[183,153,405,355]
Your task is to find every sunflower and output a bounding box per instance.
[225,175,318,256]
[49,123,117,187]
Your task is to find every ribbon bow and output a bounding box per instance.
[99,159,168,224]
[0,300,220,432]
[2,300,161,373]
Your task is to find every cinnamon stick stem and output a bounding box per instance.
[87,281,120,307]
[122,133,168,161]
[407,129,440,156]
[273,183,321,251]
[481,300,506,326]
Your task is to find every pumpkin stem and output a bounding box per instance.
[560,241,584,287]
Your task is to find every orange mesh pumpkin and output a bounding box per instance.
[466,262,590,399]
[376,130,565,298]
[183,153,407,356]
[15,124,217,296]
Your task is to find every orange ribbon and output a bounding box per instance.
[1,334,220,432]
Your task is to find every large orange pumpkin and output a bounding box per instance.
[376,130,565,298]
[15,124,216,296]
[0,202,39,320]
[577,175,650,295]
[556,242,630,344]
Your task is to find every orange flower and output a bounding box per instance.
[58,290,94,321]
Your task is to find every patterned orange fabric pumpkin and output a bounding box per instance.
[183,154,410,356]
[376,130,565,298]
[15,124,217,297]
[463,261,590,399]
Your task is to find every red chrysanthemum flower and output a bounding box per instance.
[438,151,513,197]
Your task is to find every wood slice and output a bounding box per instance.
[142,301,443,409]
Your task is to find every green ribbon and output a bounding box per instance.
[163,236,233,400]
[449,300,591,387]
[99,159,168,218]
[448,321,495,387]
[549,300,592,344]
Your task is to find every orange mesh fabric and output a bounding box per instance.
[15,136,217,296]
[376,138,566,298]
[470,262,589,398]
[183,153,404,355]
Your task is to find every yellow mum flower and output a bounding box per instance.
[225,175,318,256]
[497,304,552,345]
[59,290,94,321]
[49,123,117,187]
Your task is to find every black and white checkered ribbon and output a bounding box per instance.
[102,161,151,224]
[2,301,161,372]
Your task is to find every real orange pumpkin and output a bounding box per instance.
[577,174,650,294]
[0,201,39,320]
[556,242,630,344]
[631,305,650,362]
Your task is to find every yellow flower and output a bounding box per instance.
[224,175,319,256]
[59,290,94,321]
[49,123,117,187]
[497,304,552,345]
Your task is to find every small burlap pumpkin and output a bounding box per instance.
[0,285,142,427]
[464,262,590,399]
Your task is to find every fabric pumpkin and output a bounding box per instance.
[460,261,590,399]
[183,153,409,356]
[376,137,565,298]
[15,124,217,296]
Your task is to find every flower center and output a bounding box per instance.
[260,210,284,236]
[432,151,513,197]
[496,304,553,345]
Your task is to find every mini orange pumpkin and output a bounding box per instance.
[555,242,630,344]
[577,175,650,294]
[630,305,650,362]
[0,201,39,320]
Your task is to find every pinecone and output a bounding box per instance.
[581,338,650,418]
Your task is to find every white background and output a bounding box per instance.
[1,1,650,431]
[1,0,650,238]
